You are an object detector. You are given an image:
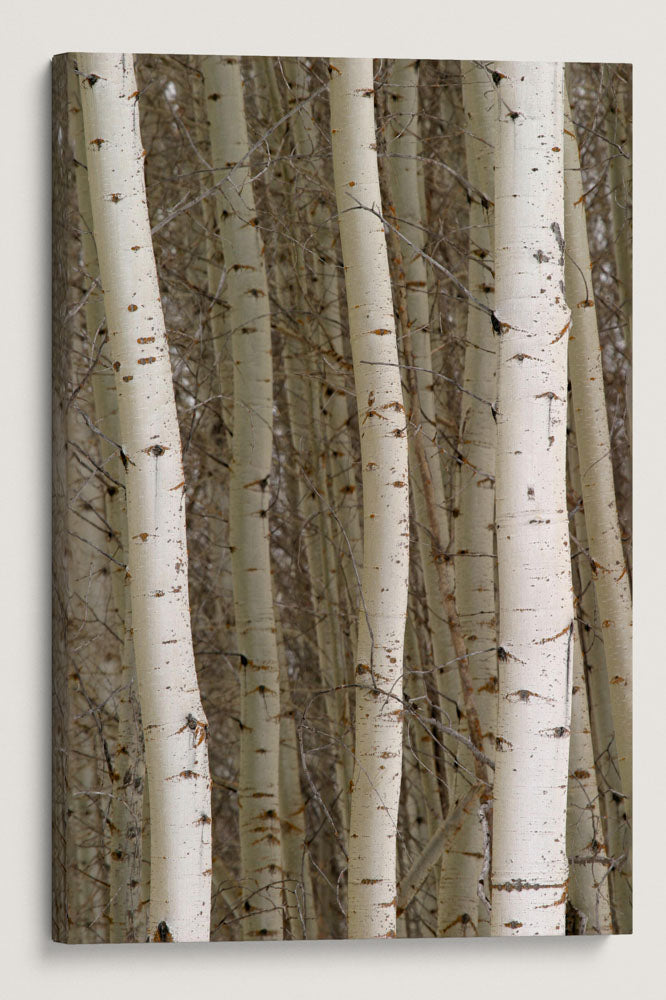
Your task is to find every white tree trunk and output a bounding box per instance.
[330,57,410,939]
[491,62,573,936]
[568,411,632,932]
[201,55,283,940]
[566,603,613,934]
[563,87,633,816]
[78,52,211,943]
[436,59,499,937]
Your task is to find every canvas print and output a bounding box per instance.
[52,54,632,942]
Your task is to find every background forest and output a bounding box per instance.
[52,54,632,943]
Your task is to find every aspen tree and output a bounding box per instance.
[565,585,612,933]
[93,372,145,941]
[330,58,410,939]
[385,59,454,693]
[457,62,498,781]
[66,65,122,943]
[383,59,470,937]
[69,63,145,941]
[281,314,350,834]
[436,60,499,937]
[382,78,489,935]
[404,619,443,841]
[65,61,111,943]
[604,72,632,358]
[257,59,352,833]
[491,62,573,936]
[568,412,632,933]
[282,57,362,679]
[201,55,283,940]
[563,88,633,816]
[78,53,212,943]
[604,78,632,447]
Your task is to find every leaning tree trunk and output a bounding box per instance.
[330,57,410,939]
[491,62,574,937]
[565,529,613,935]
[201,55,283,940]
[78,52,212,943]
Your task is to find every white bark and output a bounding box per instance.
[383,61,489,935]
[435,59,499,937]
[70,65,146,942]
[201,55,283,940]
[397,782,484,918]
[457,61,499,771]
[566,616,613,934]
[568,417,632,932]
[330,58,410,939]
[78,52,211,943]
[93,372,145,941]
[563,88,633,815]
[491,62,573,936]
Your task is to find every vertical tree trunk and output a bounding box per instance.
[491,62,573,936]
[69,60,145,942]
[436,59,499,937]
[381,65,490,934]
[201,55,283,940]
[563,86,633,819]
[330,57,410,939]
[78,52,212,943]
[567,412,632,933]
[276,608,318,939]
[565,588,613,934]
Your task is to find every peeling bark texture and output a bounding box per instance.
[491,62,574,936]
[77,52,211,943]
[201,55,283,940]
[563,88,633,817]
[330,57,410,939]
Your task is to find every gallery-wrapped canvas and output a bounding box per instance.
[52,54,632,942]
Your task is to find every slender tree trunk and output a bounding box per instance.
[330,58,410,939]
[65,59,112,944]
[567,416,632,932]
[565,604,613,934]
[280,58,360,750]
[276,609,318,939]
[384,59,477,935]
[436,59,499,937]
[604,73,632,359]
[93,372,145,941]
[201,55,283,940]
[491,62,573,936]
[563,86,633,817]
[69,61,146,941]
[78,52,212,942]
